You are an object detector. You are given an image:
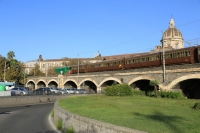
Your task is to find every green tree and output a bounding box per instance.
[7,51,15,60]
[47,66,57,76]
[29,64,45,76]
[149,80,159,98]
[68,58,84,66]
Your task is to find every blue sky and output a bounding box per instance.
[0,0,200,62]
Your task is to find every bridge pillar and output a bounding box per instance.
[97,87,102,94]
[58,74,64,88]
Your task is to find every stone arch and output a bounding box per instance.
[79,78,98,87]
[167,74,200,90]
[128,76,154,85]
[63,79,78,87]
[26,80,36,86]
[36,79,47,86]
[99,77,122,87]
[128,76,165,90]
[36,79,47,88]
[47,79,58,85]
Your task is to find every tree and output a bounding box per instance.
[149,80,159,98]
[29,64,45,76]
[47,66,57,76]
[7,51,15,61]
[67,58,84,66]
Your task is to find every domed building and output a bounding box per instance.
[161,18,184,49]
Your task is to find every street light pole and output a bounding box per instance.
[4,61,6,86]
[24,69,25,88]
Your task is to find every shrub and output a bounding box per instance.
[193,102,200,110]
[104,84,132,96]
[64,126,74,133]
[51,110,54,117]
[146,90,155,97]
[159,91,182,99]
[56,119,62,130]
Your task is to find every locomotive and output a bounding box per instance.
[69,46,200,74]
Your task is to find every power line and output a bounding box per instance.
[176,19,200,27]
[73,19,200,57]
[80,31,158,54]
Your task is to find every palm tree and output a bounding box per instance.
[7,51,15,60]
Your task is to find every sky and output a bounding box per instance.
[0,0,200,62]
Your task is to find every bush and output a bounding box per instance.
[56,119,62,130]
[193,102,200,110]
[132,89,146,95]
[159,91,182,99]
[64,126,74,133]
[146,90,155,97]
[51,110,54,117]
[104,84,132,96]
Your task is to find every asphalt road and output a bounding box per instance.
[0,103,58,133]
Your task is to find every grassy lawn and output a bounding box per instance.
[58,95,200,133]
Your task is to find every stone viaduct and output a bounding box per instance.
[27,63,200,97]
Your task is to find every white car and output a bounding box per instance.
[65,88,76,94]
[50,88,61,95]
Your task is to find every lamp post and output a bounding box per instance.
[4,61,6,86]
[24,70,25,88]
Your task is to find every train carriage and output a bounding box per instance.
[124,52,161,69]
[70,64,86,74]
[86,58,125,73]
[163,46,195,65]
[197,46,200,63]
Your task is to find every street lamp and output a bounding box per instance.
[4,61,6,86]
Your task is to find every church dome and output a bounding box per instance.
[162,18,183,39]
[160,18,184,49]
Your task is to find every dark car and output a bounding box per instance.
[33,87,51,95]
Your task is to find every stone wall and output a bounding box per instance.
[0,95,68,107]
[54,101,147,133]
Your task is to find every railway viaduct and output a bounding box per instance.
[27,63,200,98]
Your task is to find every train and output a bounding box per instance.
[68,46,200,74]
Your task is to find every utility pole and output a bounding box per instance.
[77,54,79,89]
[161,31,165,82]
[46,63,48,87]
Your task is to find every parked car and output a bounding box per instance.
[11,87,30,96]
[33,87,51,95]
[75,89,82,94]
[65,88,77,94]
[50,88,61,95]
[79,89,89,94]
[58,88,66,94]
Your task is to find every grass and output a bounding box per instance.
[58,95,200,133]
[51,109,54,117]
[56,119,62,130]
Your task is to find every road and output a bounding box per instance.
[0,103,58,133]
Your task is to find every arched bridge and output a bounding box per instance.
[27,63,200,98]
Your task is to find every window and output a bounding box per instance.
[175,43,178,49]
